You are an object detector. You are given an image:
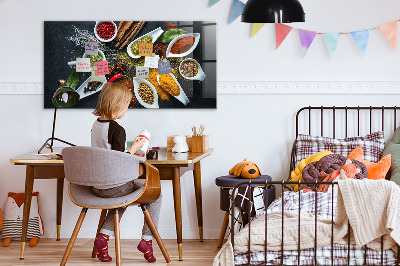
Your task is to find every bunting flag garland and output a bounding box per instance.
[378,21,398,50]
[251,23,266,38]
[351,29,370,55]
[275,23,293,49]
[229,0,245,24]
[209,0,220,7]
[298,29,317,58]
[208,3,400,58]
[323,33,341,58]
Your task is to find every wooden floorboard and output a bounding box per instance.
[0,239,222,265]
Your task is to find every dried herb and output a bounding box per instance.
[158,29,186,43]
[88,54,103,67]
[130,35,153,56]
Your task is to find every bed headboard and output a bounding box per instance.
[290,106,400,179]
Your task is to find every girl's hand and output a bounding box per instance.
[134,148,149,157]
[129,137,147,154]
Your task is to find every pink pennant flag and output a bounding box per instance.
[298,29,317,58]
[275,23,293,49]
[378,21,398,50]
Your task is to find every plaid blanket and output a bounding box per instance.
[234,191,397,265]
[234,244,397,265]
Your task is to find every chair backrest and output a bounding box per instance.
[62,146,145,187]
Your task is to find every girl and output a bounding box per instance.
[91,82,161,263]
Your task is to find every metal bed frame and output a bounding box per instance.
[230,106,400,266]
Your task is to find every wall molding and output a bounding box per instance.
[1,81,400,95]
[218,81,400,94]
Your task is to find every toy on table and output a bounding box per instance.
[1,192,44,247]
[229,159,261,179]
[172,135,189,153]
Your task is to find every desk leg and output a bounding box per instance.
[172,167,183,261]
[193,161,203,242]
[56,178,64,241]
[20,165,35,259]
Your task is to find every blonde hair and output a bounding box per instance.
[93,82,133,120]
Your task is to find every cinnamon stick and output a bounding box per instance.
[115,23,138,48]
[118,21,147,50]
[116,21,134,42]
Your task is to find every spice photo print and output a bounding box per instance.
[44,21,217,109]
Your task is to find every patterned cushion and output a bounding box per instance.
[295,131,385,166]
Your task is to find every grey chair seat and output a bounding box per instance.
[69,180,145,208]
[61,146,170,265]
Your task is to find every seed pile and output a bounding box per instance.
[84,81,102,93]
[180,60,198,77]
[153,43,167,57]
[138,83,154,104]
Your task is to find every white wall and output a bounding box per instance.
[1,0,400,239]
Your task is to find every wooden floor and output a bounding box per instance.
[0,239,221,265]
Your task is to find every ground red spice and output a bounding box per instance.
[171,37,195,54]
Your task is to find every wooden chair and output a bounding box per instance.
[60,146,171,265]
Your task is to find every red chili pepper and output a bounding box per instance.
[108,73,121,82]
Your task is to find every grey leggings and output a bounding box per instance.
[92,180,162,240]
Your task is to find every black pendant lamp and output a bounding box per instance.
[242,0,305,23]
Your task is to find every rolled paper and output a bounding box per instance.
[323,32,341,58]
[351,29,370,55]
[251,23,266,38]
[379,21,398,50]
[298,29,317,58]
[229,0,245,24]
[275,23,293,49]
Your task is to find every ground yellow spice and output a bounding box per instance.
[158,74,180,96]
[148,69,170,100]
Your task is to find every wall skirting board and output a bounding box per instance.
[1,81,400,95]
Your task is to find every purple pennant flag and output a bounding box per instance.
[298,29,317,58]
[351,29,370,55]
[229,0,245,24]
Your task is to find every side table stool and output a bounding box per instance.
[215,175,275,248]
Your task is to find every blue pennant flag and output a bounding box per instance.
[351,29,371,55]
[229,0,245,24]
[209,0,221,7]
[323,33,341,58]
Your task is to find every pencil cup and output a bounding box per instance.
[191,135,209,153]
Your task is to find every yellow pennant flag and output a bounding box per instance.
[251,23,266,38]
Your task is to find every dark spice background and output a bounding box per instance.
[44,21,217,109]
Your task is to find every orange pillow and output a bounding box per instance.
[347,146,391,180]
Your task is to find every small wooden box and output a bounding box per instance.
[191,135,209,153]
[167,135,192,151]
